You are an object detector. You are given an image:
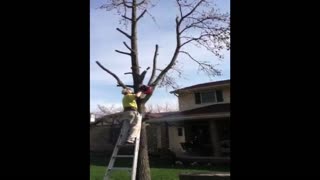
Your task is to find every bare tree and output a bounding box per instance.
[146,102,178,113]
[90,104,123,119]
[97,104,123,115]
[95,0,230,179]
[146,104,154,113]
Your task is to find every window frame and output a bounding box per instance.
[194,89,224,104]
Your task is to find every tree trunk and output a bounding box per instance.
[131,0,141,91]
[137,122,151,180]
[136,102,151,180]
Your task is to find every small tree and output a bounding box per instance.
[97,104,122,115]
[94,0,230,179]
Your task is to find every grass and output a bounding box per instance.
[90,151,229,180]
[90,165,229,180]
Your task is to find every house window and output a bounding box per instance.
[195,90,224,104]
[178,127,183,136]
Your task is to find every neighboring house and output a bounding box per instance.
[145,80,230,159]
[90,112,124,152]
[174,79,230,111]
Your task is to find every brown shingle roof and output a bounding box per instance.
[145,103,230,120]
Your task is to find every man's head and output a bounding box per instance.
[122,88,133,95]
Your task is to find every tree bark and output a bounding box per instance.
[131,0,141,91]
[136,102,151,180]
[136,122,151,180]
[130,0,151,178]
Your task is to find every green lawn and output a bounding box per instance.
[90,152,229,180]
[90,165,229,180]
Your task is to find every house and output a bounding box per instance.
[90,112,124,152]
[145,79,230,160]
[90,79,230,164]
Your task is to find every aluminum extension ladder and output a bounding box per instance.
[103,115,141,180]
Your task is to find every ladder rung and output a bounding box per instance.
[111,167,132,171]
[114,155,134,158]
[104,116,142,180]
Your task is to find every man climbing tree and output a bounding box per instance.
[94,0,230,179]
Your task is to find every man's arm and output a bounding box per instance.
[135,91,142,98]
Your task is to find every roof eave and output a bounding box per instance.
[146,112,230,123]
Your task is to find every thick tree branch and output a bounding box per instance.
[115,49,131,56]
[137,10,147,21]
[123,41,134,52]
[124,4,133,8]
[116,28,131,39]
[176,0,183,18]
[137,0,146,6]
[148,44,158,85]
[140,91,153,104]
[179,51,221,76]
[178,0,204,25]
[180,37,197,47]
[122,15,132,21]
[123,0,133,8]
[180,33,211,47]
[179,51,198,62]
[139,67,150,84]
[151,18,181,87]
[96,61,126,88]
[179,17,210,34]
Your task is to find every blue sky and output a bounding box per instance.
[90,0,230,112]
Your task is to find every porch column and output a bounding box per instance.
[184,124,192,142]
[209,121,221,157]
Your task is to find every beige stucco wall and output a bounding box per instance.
[221,86,230,102]
[168,126,185,154]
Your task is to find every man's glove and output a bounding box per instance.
[139,85,153,95]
